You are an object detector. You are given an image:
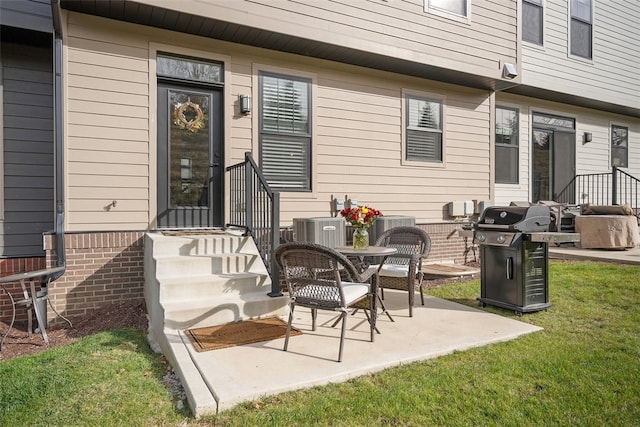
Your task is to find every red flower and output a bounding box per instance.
[339,205,383,229]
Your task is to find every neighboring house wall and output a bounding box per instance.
[0,1,55,323]
[493,93,640,206]
[521,0,639,110]
[493,0,640,206]
[1,40,54,257]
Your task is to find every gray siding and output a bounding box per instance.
[0,0,53,33]
[1,42,54,257]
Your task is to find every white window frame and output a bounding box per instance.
[568,0,594,61]
[611,124,628,168]
[495,106,520,184]
[522,0,545,46]
[402,90,446,166]
[258,71,313,192]
[424,0,471,23]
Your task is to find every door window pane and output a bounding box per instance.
[259,72,311,191]
[168,90,211,207]
[495,107,519,184]
[406,96,443,162]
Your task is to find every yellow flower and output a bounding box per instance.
[361,207,369,214]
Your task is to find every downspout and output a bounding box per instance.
[43,0,66,283]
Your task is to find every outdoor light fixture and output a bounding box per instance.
[584,132,592,143]
[502,63,518,79]
[239,94,251,114]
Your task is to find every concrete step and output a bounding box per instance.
[162,293,288,330]
[154,253,264,276]
[148,233,257,257]
[157,272,271,302]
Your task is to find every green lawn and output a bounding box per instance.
[1,260,638,426]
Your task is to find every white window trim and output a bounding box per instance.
[252,63,318,199]
[495,105,521,185]
[567,0,595,63]
[401,88,446,168]
[424,0,471,24]
[0,57,4,222]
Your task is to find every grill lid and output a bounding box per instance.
[476,205,551,232]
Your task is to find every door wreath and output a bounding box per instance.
[173,101,205,132]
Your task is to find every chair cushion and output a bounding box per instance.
[368,264,409,278]
[294,282,370,306]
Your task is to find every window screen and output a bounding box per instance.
[570,0,592,59]
[523,0,544,45]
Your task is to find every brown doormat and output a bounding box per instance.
[186,317,302,352]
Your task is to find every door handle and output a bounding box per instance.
[506,257,513,280]
[209,163,220,168]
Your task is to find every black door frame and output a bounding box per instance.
[157,81,224,228]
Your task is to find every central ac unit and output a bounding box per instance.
[368,215,416,244]
[293,217,346,248]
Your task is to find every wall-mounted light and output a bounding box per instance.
[239,94,251,114]
[502,62,518,79]
[583,132,592,143]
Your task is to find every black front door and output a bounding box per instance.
[157,84,223,227]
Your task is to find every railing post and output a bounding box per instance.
[244,156,253,234]
[268,192,282,297]
[612,166,618,205]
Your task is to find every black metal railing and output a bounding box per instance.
[226,152,282,297]
[556,167,639,218]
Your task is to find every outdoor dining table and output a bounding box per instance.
[0,266,71,350]
[334,245,398,324]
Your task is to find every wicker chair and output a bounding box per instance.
[275,242,377,362]
[370,226,431,317]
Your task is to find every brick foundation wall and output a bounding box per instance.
[43,231,146,325]
[0,257,47,323]
[416,222,478,265]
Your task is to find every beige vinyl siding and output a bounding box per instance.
[522,0,640,110]
[140,0,517,79]
[64,11,492,229]
[65,15,150,231]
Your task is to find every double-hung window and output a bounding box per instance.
[259,72,311,191]
[523,0,544,45]
[611,125,628,168]
[495,107,519,184]
[570,0,593,59]
[406,95,443,163]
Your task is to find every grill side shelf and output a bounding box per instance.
[528,232,581,244]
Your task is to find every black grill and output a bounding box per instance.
[474,206,552,315]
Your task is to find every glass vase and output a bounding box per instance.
[353,227,369,250]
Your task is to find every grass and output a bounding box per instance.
[1,260,638,426]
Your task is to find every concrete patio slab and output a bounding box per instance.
[177,290,543,414]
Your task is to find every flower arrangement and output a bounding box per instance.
[340,205,383,230]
